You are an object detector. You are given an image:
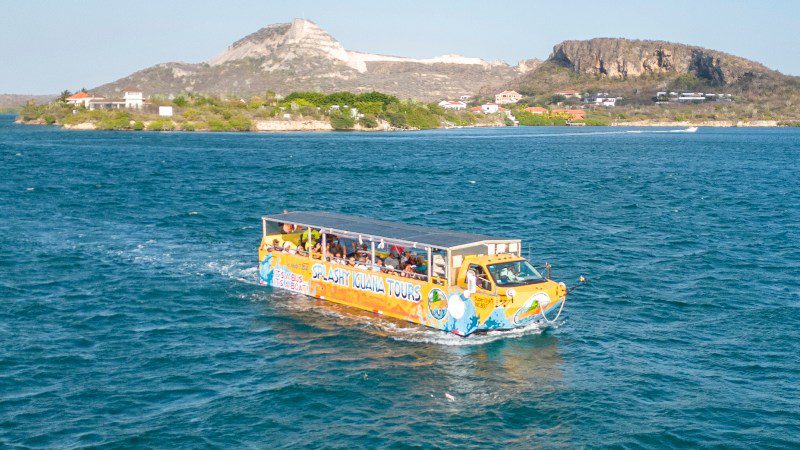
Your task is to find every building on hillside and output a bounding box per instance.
[494,90,522,104]
[88,98,126,110]
[469,106,483,113]
[524,106,548,115]
[459,95,472,101]
[677,92,706,102]
[551,109,586,121]
[85,87,146,111]
[438,100,467,110]
[123,88,144,109]
[66,92,104,108]
[586,93,619,107]
[555,90,582,99]
[481,103,501,114]
[158,106,174,117]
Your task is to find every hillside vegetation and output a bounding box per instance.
[18,90,502,131]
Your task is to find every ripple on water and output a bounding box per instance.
[1,121,799,447]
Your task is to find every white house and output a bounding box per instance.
[459,95,472,101]
[555,90,582,99]
[594,97,618,107]
[123,88,144,109]
[495,90,522,104]
[677,92,705,102]
[481,103,500,114]
[438,100,467,110]
[65,92,103,108]
[88,98,126,110]
[158,106,174,117]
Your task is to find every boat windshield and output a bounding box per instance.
[487,260,546,287]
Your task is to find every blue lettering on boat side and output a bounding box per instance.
[312,263,420,302]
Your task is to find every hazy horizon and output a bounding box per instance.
[2,0,799,94]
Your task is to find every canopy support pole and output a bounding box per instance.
[371,241,376,267]
[427,247,432,282]
[446,249,452,286]
[322,231,327,261]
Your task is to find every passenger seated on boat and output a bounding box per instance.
[372,258,383,272]
[313,243,326,259]
[400,251,412,267]
[384,252,400,270]
[347,256,357,266]
[355,255,369,270]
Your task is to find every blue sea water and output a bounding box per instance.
[1,115,799,448]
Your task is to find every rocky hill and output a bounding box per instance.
[549,38,772,84]
[94,19,531,101]
[509,38,796,103]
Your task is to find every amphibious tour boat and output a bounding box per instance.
[258,211,567,336]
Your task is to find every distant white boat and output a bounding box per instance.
[685,126,698,132]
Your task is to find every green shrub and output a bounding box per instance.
[208,118,232,132]
[582,117,610,126]
[358,115,378,128]
[43,115,56,125]
[516,111,554,126]
[182,108,201,120]
[132,121,144,130]
[146,119,174,131]
[330,111,355,130]
[387,112,407,128]
[353,101,383,115]
[97,112,132,130]
[403,105,440,129]
[228,115,252,131]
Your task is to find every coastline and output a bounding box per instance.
[14,116,791,132]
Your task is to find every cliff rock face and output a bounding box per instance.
[550,38,771,85]
[94,19,522,100]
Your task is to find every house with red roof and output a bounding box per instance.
[524,106,548,115]
[551,109,586,121]
[66,92,103,108]
[437,100,467,110]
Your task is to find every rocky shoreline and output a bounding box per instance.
[17,117,790,132]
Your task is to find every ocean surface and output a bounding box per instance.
[1,115,798,448]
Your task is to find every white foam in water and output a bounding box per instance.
[436,128,697,139]
[208,260,260,285]
[248,284,555,345]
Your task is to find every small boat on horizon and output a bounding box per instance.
[257,211,570,336]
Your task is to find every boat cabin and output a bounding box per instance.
[260,211,522,287]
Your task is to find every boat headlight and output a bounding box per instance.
[448,294,465,320]
[506,288,516,299]
[558,282,567,298]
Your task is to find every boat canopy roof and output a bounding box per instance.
[263,211,518,250]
